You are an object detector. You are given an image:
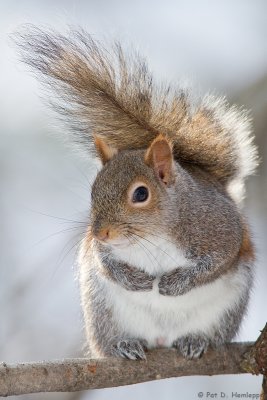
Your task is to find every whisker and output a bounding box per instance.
[32,226,88,248]
[142,230,178,247]
[56,233,84,270]
[25,209,89,225]
[124,233,157,270]
[124,222,178,247]
[130,228,178,264]
[126,231,161,271]
[47,232,85,282]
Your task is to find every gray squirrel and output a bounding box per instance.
[15,26,258,360]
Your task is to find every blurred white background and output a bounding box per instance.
[1,1,266,399]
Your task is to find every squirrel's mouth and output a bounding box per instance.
[95,237,131,249]
[109,242,130,249]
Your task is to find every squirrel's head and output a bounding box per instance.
[90,134,177,249]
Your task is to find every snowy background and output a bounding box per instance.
[1,1,267,399]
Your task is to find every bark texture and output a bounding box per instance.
[0,343,255,397]
[1,324,266,397]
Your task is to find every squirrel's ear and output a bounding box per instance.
[145,134,175,186]
[93,135,118,164]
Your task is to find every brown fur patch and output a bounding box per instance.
[93,135,118,164]
[238,224,255,262]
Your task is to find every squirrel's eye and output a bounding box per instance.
[132,186,149,203]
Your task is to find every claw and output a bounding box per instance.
[174,335,209,359]
[113,339,147,360]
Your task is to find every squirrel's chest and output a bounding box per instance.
[111,235,190,275]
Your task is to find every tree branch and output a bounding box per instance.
[261,376,267,400]
[1,324,266,397]
[0,343,257,397]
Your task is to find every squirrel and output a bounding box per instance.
[15,26,258,360]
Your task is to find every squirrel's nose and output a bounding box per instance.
[95,227,110,242]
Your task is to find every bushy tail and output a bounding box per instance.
[13,25,258,203]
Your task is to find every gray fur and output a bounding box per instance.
[78,152,255,360]
[99,248,155,291]
[14,26,257,360]
[174,286,251,358]
[79,253,149,358]
[173,263,253,358]
[158,163,244,296]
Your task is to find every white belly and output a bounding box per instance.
[103,266,248,347]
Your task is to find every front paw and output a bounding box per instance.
[130,271,155,291]
[174,335,209,359]
[158,269,191,296]
[112,339,147,360]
